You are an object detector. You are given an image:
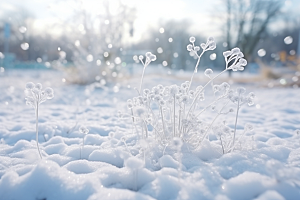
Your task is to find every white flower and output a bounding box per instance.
[189,36,196,43]
[194,46,200,51]
[187,44,193,51]
[35,83,42,90]
[25,82,35,90]
[223,51,232,57]
[146,52,156,61]
[170,85,179,96]
[79,125,89,134]
[231,47,240,55]
[135,107,147,118]
[204,68,213,78]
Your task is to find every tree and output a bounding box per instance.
[224,0,283,62]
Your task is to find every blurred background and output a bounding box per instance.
[0,0,300,87]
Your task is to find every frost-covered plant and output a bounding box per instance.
[25,82,54,159]
[79,125,89,159]
[138,52,157,94]
[124,36,255,154]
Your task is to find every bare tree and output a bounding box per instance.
[224,0,283,62]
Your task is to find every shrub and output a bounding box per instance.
[125,37,255,154]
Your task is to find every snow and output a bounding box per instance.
[0,69,300,200]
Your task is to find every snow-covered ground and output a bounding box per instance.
[0,69,300,200]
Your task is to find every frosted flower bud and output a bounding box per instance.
[229,108,234,112]
[149,54,156,61]
[35,83,42,90]
[159,100,165,106]
[157,84,164,90]
[231,48,240,55]
[223,51,232,57]
[172,137,183,148]
[25,82,35,90]
[239,58,247,66]
[245,123,253,131]
[46,93,54,100]
[221,82,230,91]
[247,98,254,106]
[181,95,189,104]
[79,125,89,134]
[127,99,133,109]
[187,44,193,51]
[200,43,206,49]
[139,55,144,60]
[196,85,203,92]
[154,95,161,101]
[44,87,53,95]
[152,86,160,95]
[295,129,300,135]
[204,68,213,78]
[189,36,196,43]
[150,93,155,99]
[189,90,195,95]
[238,66,244,71]
[231,95,239,103]
[135,107,146,118]
[175,94,181,100]
[143,89,150,95]
[207,42,216,50]
[248,92,255,99]
[194,46,200,51]
[238,52,244,58]
[26,99,35,106]
[231,65,238,71]
[207,37,214,42]
[181,83,187,89]
[170,85,179,95]
[198,93,205,101]
[146,52,156,61]
[237,87,246,94]
[213,85,220,93]
[223,126,230,134]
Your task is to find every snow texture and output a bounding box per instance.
[0,70,300,200]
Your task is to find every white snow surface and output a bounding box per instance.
[0,69,300,200]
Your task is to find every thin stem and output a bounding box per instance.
[35,104,42,159]
[187,69,228,119]
[231,96,240,152]
[195,101,230,149]
[139,66,146,94]
[188,50,205,91]
[173,95,176,137]
[160,106,167,139]
[220,135,225,154]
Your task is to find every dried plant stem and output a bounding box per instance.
[188,51,204,91]
[35,104,42,159]
[160,106,167,139]
[173,95,176,137]
[139,66,146,94]
[219,135,225,154]
[231,97,240,152]
[187,69,228,119]
[195,101,229,149]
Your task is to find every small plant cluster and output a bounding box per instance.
[126,37,255,154]
[25,82,54,159]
